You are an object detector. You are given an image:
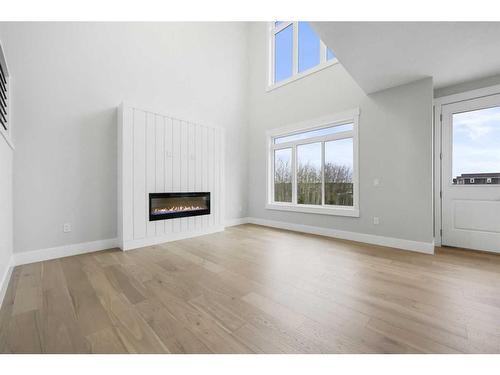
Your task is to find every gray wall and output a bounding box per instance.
[0,22,249,253]
[434,73,500,98]
[247,23,434,243]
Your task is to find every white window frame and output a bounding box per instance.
[266,108,360,217]
[0,39,13,149]
[267,21,338,92]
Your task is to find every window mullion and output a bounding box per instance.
[270,23,276,85]
[271,149,275,203]
[292,145,297,204]
[320,41,327,64]
[292,22,299,76]
[321,141,325,206]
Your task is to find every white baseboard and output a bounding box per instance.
[121,226,225,251]
[0,255,14,309]
[13,238,119,266]
[245,217,435,254]
[224,217,250,227]
[8,214,433,273]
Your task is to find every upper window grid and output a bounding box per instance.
[270,21,337,87]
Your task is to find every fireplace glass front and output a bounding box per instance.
[149,192,210,221]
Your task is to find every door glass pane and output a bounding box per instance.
[325,138,354,206]
[274,25,293,83]
[274,123,353,144]
[452,106,500,185]
[298,22,320,73]
[274,148,292,202]
[297,142,322,205]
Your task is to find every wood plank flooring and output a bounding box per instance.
[1,224,500,353]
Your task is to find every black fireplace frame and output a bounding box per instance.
[149,192,211,221]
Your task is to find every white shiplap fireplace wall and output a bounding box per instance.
[117,102,225,250]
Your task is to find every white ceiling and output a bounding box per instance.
[311,22,500,94]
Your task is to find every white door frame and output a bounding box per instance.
[433,83,500,246]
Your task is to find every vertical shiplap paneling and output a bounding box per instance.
[180,121,189,232]
[155,114,165,236]
[165,117,173,234]
[202,126,209,228]
[133,109,147,239]
[208,127,215,227]
[146,112,156,237]
[122,105,134,241]
[220,129,225,227]
[214,127,220,226]
[187,123,195,231]
[121,103,225,248]
[172,119,181,233]
[195,124,202,231]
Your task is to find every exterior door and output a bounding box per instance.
[441,94,500,253]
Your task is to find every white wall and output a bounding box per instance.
[0,22,249,254]
[0,136,13,299]
[247,23,434,244]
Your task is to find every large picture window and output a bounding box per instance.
[267,109,359,217]
[269,22,338,90]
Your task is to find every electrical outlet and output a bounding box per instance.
[373,217,380,225]
[63,223,72,233]
[373,178,380,187]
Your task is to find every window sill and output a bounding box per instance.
[266,59,339,93]
[266,203,359,217]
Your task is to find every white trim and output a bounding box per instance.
[246,217,435,255]
[265,203,359,217]
[267,108,360,138]
[266,59,339,92]
[292,21,299,76]
[122,226,224,251]
[0,255,14,309]
[225,217,250,227]
[271,130,354,150]
[433,104,442,246]
[13,238,119,266]
[433,83,500,247]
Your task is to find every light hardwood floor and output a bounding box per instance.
[1,224,500,353]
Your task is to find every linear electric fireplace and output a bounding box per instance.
[149,192,210,221]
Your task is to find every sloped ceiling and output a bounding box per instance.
[311,22,500,94]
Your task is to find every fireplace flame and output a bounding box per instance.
[153,205,205,215]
